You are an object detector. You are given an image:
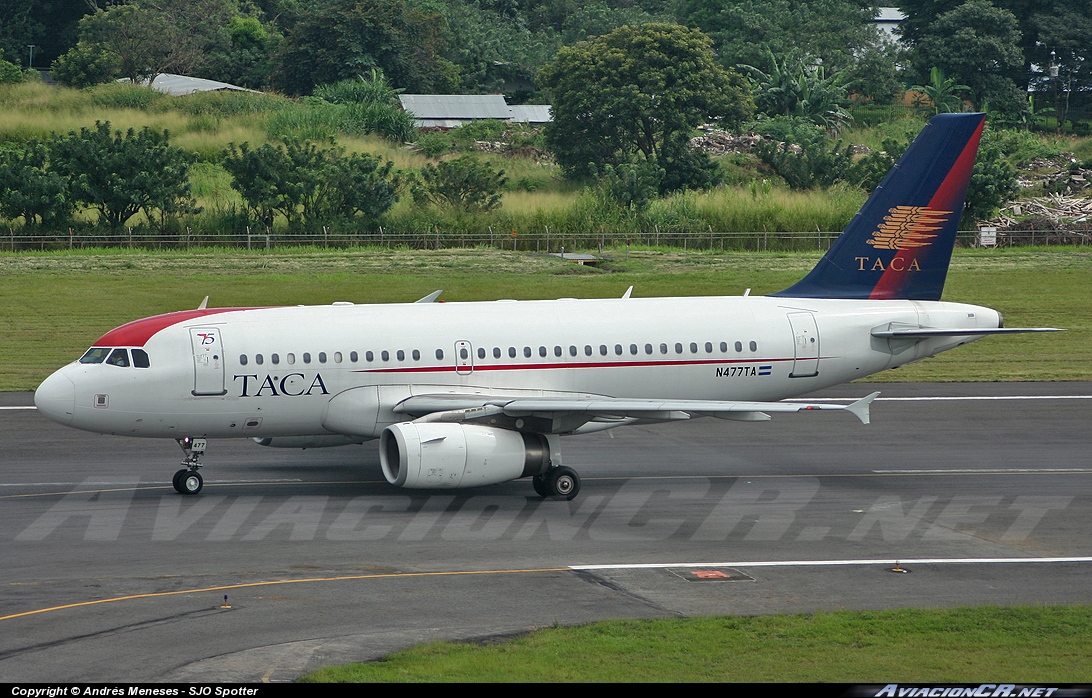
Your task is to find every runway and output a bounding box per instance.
[2,383,1090,682]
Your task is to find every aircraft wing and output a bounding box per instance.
[393,391,879,433]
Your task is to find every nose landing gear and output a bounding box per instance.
[173,436,207,495]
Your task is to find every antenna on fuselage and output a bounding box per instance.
[197,296,209,310]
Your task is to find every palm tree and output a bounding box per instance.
[911,67,970,114]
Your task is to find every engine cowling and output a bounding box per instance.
[380,422,554,489]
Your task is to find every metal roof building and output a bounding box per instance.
[399,94,552,128]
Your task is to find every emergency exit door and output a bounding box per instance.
[190,327,227,395]
[787,312,820,377]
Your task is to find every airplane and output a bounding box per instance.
[33,113,1058,499]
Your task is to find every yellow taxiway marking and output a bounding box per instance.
[0,567,570,623]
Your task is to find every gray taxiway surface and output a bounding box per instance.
[1,383,1090,682]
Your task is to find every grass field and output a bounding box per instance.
[300,605,1092,682]
[0,247,1088,391]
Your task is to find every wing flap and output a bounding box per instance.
[395,392,879,427]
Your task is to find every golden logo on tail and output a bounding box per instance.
[865,206,952,250]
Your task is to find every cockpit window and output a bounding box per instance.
[132,349,150,368]
[80,347,111,364]
[106,348,130,367]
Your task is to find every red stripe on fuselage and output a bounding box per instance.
[869,117,985,300]
[94,308,261,347]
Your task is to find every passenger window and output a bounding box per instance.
[659,343,668,355]
[690,342,698,354]
[630,344,638,355]
[382,350,390,361]
[334,352,342,363]
[271,353,280,365]
[435,349,444,360]
[412,349,420,361]
[459,347,468,360]
[735,341,743,352]
[705,342,713,353]
[475,347,484,359]
[674,343,683,354]
[287,353,295,365]
[523,347,531,358]
[539,346,547,357]
[509,347,517,358]
[106,349,130,367]
[569,345,577,357]
[303,352,312,364]
[493,347,501,359]
[319,352,327,363]
[599,345,607,356]
[615,344,623,355]
[239,354,248,366]
[720,342,728,352]
[80,347,111,364]
[750,341,758,351]
[255,354,264,365]
[367,351,374,362]
[132,349,150,368]
[396,350,405,361]
[554,346,562,357]
[644,343,652,355]
[350,351,358,362]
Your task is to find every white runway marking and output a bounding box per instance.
[572,556,1092,571]
[0,479,304,487]
[787,395,1092,402]
[875,468,1092,474]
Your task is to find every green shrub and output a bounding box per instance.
[413,155,507,212]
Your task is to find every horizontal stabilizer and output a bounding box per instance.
[414,290,443,303]
[871,327,1062,339]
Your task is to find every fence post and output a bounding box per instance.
[323,225,328,248]
[68,227,73,250]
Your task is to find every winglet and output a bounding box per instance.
[197,296,209,310]
[622,286,633,299]
[845,391,880,425]
[415,290,443,303]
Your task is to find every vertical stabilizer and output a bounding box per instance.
[772,113,986,301]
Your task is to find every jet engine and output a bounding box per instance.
[380,422,555,489]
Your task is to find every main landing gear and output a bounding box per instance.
[173,436,207,495]
[532,466,581,500]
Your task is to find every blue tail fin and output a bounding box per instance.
[771,113,986,301]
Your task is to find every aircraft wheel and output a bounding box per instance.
[176,470,203,495]
[532,473,551,498]
[547,466,580,501]
[172,469,188,493]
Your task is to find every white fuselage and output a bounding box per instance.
[35,295,1000,440]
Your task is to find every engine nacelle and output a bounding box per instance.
[380,422,556,489]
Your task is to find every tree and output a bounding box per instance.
[51,122,197,230]
[911,67,971,114]
[539,23,753,191]
[272,0,459,95]
[740,49,855,132]
[0,140,73,226]
[223,140,398,230]
[413,156,507,212]
[910,0,1025,114]
[678,0,882,75]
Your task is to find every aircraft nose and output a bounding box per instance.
[34,369,75,426]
